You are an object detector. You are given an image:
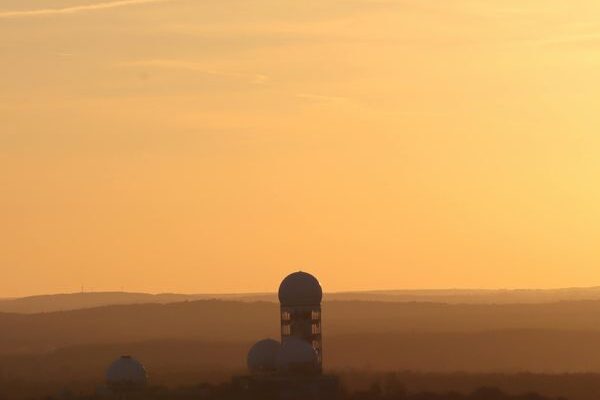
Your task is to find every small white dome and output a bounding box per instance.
[106,355,148,387]
[247,338,281,373]
[278,271,322,306]
[277,337,318,373]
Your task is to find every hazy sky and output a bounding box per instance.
[1,0,600,297]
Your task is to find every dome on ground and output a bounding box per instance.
[278,271,322,306]
[106,355,148,387]
[276,337,318,373]
[247,338,281,373]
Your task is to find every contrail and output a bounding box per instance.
[0,0,171,19]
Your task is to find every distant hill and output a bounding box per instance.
[8,330,600,374]
[4,299,600,355]
[4,287,600,313]
[334,286,600,304]
[0,292,274,314]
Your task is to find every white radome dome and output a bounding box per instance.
[278,271,323,306]
[106,355,148,387]
[247,338,281,373]
[277,337,318,373]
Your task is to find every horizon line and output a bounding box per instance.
[4,285,600,300]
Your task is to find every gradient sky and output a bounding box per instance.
[1,0,600,297]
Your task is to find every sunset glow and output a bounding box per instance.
[2,0,600,296]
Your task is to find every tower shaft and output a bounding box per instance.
[280,304,322,370]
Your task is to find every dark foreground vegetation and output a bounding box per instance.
[28,380,567,400]
[2,372,590,400]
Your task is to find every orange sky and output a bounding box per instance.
[1,0,600,297]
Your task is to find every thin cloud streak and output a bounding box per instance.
[0,0,172,19]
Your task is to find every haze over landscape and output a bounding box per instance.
[4,291,600,399]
